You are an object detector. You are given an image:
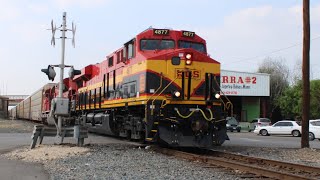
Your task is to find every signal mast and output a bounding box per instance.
[40,12,84,145]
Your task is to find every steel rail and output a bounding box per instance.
[155,148,319,180]
[210,150,320,176]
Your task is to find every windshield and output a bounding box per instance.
[260,118,271,123]
[178,41,206,53]
[227,117,238,125]
[140,39,174,50]
[310,121,320,126]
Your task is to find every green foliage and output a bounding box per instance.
[278,80,320,119]
[310,80,320,119]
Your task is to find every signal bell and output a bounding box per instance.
[41,65,56,81]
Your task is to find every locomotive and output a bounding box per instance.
[13,28,231,148]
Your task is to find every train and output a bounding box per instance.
[10,28,231,148]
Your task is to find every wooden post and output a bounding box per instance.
[301,0,310,148]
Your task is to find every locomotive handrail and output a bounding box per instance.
[213,77,233,116]
[145,73,163,118]
[146,73,163,103]
[150,76,178,116]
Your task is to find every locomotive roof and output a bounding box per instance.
[135,28,206,44]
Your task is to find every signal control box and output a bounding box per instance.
[51,97,69,116]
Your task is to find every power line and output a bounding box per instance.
[225,35,320,65]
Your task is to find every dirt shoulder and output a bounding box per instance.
[0,118,36,133]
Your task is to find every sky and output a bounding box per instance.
[0,0,319,95]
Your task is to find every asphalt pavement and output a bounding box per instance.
[0,120,141,180]
[225,131,320,149]
[0,133,49,180]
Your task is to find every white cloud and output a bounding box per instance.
[53,0,110,9]
[10,22,49,42]
[195,4,320,76]
[28,4,49,14]
[0,1,20,21]
[311,4,320,26]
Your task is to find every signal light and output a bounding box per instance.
[68,66,81,79]
[186,53,192,59]
[41,65,56,81]
[215,93,220,99]
[185,53,192,65]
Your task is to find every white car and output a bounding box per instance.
[309,119,320,141]
[254,120,301,137]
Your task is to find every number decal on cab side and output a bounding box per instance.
[153,29,169,35]
[182,31,195,38]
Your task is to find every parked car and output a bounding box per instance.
[254,120,301,137]
[226,117,241,132]
[309,119,320,141]
[248,118,271,132]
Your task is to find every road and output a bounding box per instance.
[0,122,140,180]
[1,119,319,180]
[225,132,320,149]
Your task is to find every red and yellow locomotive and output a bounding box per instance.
[70,28,229,147]
[11,28,230,147]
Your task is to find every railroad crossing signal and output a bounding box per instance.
[48,19,76,48]
[71,22,76,48]
[41,65,56,81]
[50,20,56,47]
[68,66,81,79]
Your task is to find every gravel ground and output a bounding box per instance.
[0,118,36,133]
[4,144,242,180]
[2,118,320,179]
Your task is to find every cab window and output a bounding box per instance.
[124,39,135,60]
[128,44,134,58]
[140,39,174,50]
[178,40,206,53]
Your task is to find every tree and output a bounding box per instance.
[278,81,302,119]
[278,79,320,119]
[291,60,302,85]
[257,57,290,121]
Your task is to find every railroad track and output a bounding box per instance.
[154,147,320,180]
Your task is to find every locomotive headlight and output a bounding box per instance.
[186,53,192,59]
[215,93,221,99]
[174,91,181,98]
[185,59,192,65]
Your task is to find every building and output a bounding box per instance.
[221,70,270,122]
[0,95,9,119]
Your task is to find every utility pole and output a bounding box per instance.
[301,0,310,148]
[57,12,67,137]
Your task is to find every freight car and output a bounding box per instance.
[13,28,232,148]
[10,83,56,122]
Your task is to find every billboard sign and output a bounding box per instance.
[220,70,270,96]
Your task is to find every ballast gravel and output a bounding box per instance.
[5,144,320,180]
[5,144,242,180]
